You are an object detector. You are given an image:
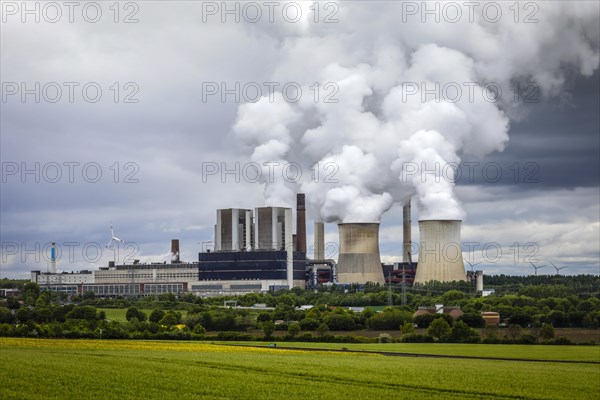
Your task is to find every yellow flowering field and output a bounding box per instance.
[1,338,599,400]
[0,337,311,355]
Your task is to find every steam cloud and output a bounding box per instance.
[233,1,599,223]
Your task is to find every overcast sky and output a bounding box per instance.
[1,1,599,278]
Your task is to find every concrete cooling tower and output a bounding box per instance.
[337,223,385,284]
[414,220,467,284]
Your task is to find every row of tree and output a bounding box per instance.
[1,278,599,343]
[0,302,568,345]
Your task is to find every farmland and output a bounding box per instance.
[222,341,600,362]
[1,338,599,400]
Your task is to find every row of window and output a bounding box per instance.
[144,284,184,294]
[82,285,141,294]
[96,273,197,279]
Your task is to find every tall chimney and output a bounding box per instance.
[314,222,324,260]
[296,193,306,253]
[50,242,56,273]
[476,270,484,292]
[403,200,411,263]
[171,239,180,263]
[337,223,385,284]
[414,220,467,284]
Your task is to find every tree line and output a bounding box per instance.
[1,279,599,344]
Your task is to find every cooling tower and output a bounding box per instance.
[414,220,467,284]
[337,223,385,284]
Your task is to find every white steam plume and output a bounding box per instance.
[233,1,599,222]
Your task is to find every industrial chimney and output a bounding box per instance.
[475,270,484,293]
[403,200,411,263]
[337,223,385,284]
[50,242,56,273]
[171,239,180,263]
[314,222,324,260]
[414,220,467,284]
[296,193,306,253]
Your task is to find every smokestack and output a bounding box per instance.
[414,220,467,284]
[403,200,411,263]
[296,193,306,253]
[476,270,484,292]
[314,222,324,260]
[171,239,180,263]
[50,242,56,273]
[337,223,385,284]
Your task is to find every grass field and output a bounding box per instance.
[220,341,600,362]
[1,338,599,400]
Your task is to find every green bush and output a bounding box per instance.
[299,332,314,341]
[516,334,537,344]
[149,309,165,324]
[414,313,453,329]
[428,318,451,341]
[457,313,486,328]
[400,334,434,343]
[299,318,320,331]
[367,309,412,330]
[448,320,480,343]
[288,322,301,337]
[324,314,356,331]
[193,324,207,336]
[545,336,572,345]
[538,323,555,340]
[215,331,253,341]
[378,333,392,343]
[65,306,98,321]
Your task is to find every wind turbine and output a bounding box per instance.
[529,261,546,276]
[199,232,216,252]
[551,262,567,275]
[106,222,123,248]
[464,259,482,273]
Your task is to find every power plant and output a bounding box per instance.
[31,194,472,296]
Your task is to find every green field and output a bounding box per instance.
[221,341,600,362]
[1,339,599,400]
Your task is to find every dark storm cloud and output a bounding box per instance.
[456,70,600,189]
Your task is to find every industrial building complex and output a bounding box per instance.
[31,194,483,296]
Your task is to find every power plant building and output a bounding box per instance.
[254,207,293,251]
[201,206,301,290]
[195,250,306,293]
[215,209,253,251]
